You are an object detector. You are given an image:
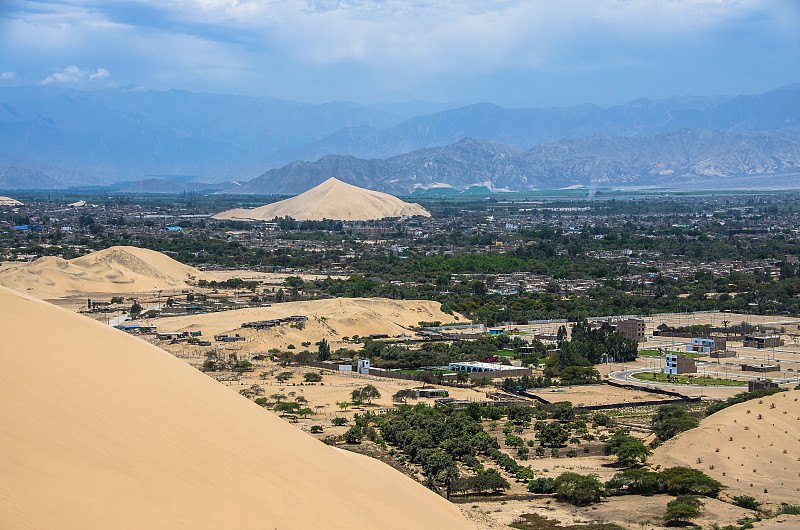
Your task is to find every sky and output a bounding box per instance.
[0,0,799,108]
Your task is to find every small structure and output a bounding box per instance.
[611,318,646,342]
[686,337,726,354]
[710,350,736,359]
[488,328,505,335]
[741,363,781,373]
[357,358,370,375]
[748,380,779,392]
[663,353,696,375]
[412,387,449,398]
[743,334,781,349]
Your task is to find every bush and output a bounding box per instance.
[527,477,555,494]
[659,467,721,497]
[664,495,703,525]
[602,433,652,466]
[593,412,613,427]
[651,404,700,442]
[344,425,362,443]
[732,495,761,511]
[303,371,323,382]
[777,504,800,515]
[605,469,662,495]
[331,417,348,426]
[552,472,605,506]
[552,401,575,422]
[310,425,323,433]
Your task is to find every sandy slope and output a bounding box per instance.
[147,297,464,351]
[0,246,208,298]
[214,177,430,221]
[0,286,473,529]
[652,389,800,507]
[0,196,22,206]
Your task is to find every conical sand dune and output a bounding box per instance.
[0,246,208,297]
[0,286,473,529]
[0,196,22,206]
[213,177,430,221]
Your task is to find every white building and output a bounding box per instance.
[447,361,517,373]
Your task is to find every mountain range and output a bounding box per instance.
[1,83,799,191]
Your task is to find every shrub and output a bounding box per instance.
[605,469,662,496]
[659,467,721,497]
[344,425,362,443]
[664,495,703,525]
[651,404,700,441]
[310,425,323,433]
[303,371,323,382]
[331,417,348,426]
[603,433,652,466]
[777,504,800,515]
[552,472,605,506]
[552,401,575,422]
[527,477,555,494]
[732,495,761,510]
[592,412,613,427]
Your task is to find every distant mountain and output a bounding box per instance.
[0,152,96,189]
[115,179,228,194]
[235,129,800,194]
[0,86,402,186]
[255,85,800,168]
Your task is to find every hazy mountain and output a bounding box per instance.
[255,85,800,168]
[0,86,402,185]
[235,129,800,194]
[0,152,97,189]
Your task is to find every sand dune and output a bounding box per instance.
[147,297,464,351]
[0,246,208,298]
[214,177,430,221]
[0,196,22,206]
[652,389,800,507]
[0,286,473,529]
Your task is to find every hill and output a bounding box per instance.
[235,130,800,194]
[0,196,22,206]
[0,246,208,298]
[144,297,465,353]
[0,286,473,528]
[651,389,800,508]
[214,177,430,220]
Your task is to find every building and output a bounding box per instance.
[448,361,519,373]
[686,337,726,354]
[612,318,646,342]
[743,334,781,349]
[411,387,449,398]
[741,363,781,373]
[710,350,736,359]
[357,358,370,374]
[748,380,780,392]
[663,353,696,375]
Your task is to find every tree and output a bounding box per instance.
[337,401,353,411]
[130,300,142,315]
[553,472,605,506]
[651,405,700,442]
[538,421,569,447]
[353,384,381,405]
[344,425,363,443]
[303,371,323,382]
[440,465,460,500]
[603,433,652,466]
[659,467,721,497]
[317,338,331,362]
[552,401,575,422]
[392,388,418,404]
[663,495,704,525]
[274,402,300,416]
[456,371,470,385]
[276,371,294,382]
[605,469,662,496]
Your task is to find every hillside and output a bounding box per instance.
[0,286,474,529]
[144,297,464,353]
[214,177,430,220]
[0,246,208,298]
[652,390,800,508]
[236,129,800,194]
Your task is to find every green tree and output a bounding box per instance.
[317,338,331,362]
[603,433,652,466]
[538,421,569,447]
[303,371,323,382]
[663,495,704,525]
[651,405,700,442]
[344,425,363,443]
[553,472,605,506]
[659,467,721,497]
[392,388,418,404]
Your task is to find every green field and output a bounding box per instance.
[633,371,747,386]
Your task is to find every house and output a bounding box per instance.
[663,353,696,375]
[743,334,781,349]
[686,337,726,354]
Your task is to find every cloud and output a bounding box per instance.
[0,72,16,80]
[38,66,112,86]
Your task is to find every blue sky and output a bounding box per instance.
[1,0,798,107]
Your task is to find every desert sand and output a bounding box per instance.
[0,285,475,529]
[0,246,209,298]
[652,389,800,509]
[214,177,430,221]
[0,196,22,206]
[145,297,464,353]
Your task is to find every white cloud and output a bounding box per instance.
[0,72,16,80]
[39,65,112,85]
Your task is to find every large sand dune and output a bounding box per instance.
[0,286,473,529]
[0,196,22,206]
[652,390,800,507]
[147,297,464,351]
[0,246,207,298]
[214,177,430,221]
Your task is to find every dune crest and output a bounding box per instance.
[0,246,207,298]
[213,177,430,221]
[0,196,23,206]
[0,286,473,529]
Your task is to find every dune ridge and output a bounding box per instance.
[0,246,207,297]
[652,389,800,506]
[0,196,22,206]
[0,285,473,529]
[213,177,430,221]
